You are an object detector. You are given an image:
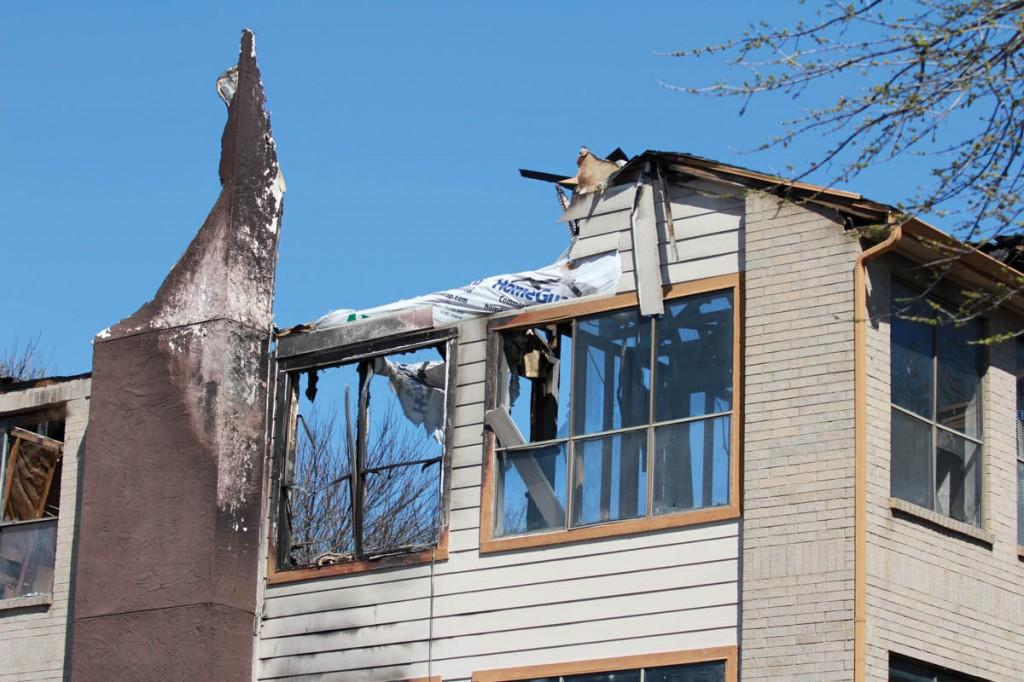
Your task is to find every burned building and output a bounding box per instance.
[2,29,1024,682]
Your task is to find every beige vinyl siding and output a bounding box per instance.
[256,180,744,681]
[574,181,743,294]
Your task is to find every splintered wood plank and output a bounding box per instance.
[3,429,63,521]
[631,182,665,316]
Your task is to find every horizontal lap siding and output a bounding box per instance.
[608,183,743,294]
[257,181,743,681]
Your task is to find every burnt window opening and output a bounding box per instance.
[489,289,735,538]
[276,335,454,570]
[0,410,64,600]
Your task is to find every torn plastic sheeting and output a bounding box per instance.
[372,357,446,444]
[315,252,621,330]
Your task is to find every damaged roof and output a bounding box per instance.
[548,148,1024,280]
[0,372,91,393]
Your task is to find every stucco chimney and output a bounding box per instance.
[68,29,283,681]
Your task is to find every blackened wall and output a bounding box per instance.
[69,29,284,682]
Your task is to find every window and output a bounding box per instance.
[513,661,724,682]
[0,411,64,600]
[473,648,736,682]
[1017,340,1024,549]
[890,653,988,681]
[271,331,456,578]
[890,281,984,526]
[483,277,739,550]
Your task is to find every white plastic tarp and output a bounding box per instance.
[315,252,621,330]
[372,358,446,444]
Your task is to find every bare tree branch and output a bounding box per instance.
[0,337,49,382]
[671,0,1024,331]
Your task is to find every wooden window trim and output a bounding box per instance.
[266,330,457,585]
[266,536,448,585]
[472,645,737,682]
[479,273,742,554]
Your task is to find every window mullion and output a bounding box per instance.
[0,422,9,513]
[353,360,374,558]
[931,327,940,514]
[566,318,578,532]
[647,315,657,519]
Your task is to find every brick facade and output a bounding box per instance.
[863,259,1024,681]
[741,192,861,680]
[0,378,89,681]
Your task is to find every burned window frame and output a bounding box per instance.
[0,406,65,602]
[480,274,742,553]
[268,328,458,581]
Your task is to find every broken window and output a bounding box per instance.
[0,411,64,600]
[890,281,984,526]
[489,288,735,538]
[275,334,454,570]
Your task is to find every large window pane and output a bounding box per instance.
[890,655,937,682]
[936,321,983,439]
[655,291,733,422]
[571,431,647,526]
[890,654,980,682]
[573,309,651,435]
[1018,459,1024,547]
[1018,339,1024,454]
[1018,341,1024,547]
[891,409,933,510]
[565,672,640,682]
[496,444,567,536]
[891,285,935,419]
[0,519,57,599]
[646,661,726,682]
[653,416,731,514]
[935,430,981,526]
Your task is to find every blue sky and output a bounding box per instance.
[2,2,921,375]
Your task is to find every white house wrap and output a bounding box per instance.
[314,252,621,330]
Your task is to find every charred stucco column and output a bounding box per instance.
[68,30,284,682]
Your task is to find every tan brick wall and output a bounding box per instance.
[741,192,861,681]
[864,261,1024,681]
[0,378,90,681]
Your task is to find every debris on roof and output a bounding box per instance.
[973,234,1024,272]
[313,252,621,332]
[0,373,91,393]
[562,147,622,195]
